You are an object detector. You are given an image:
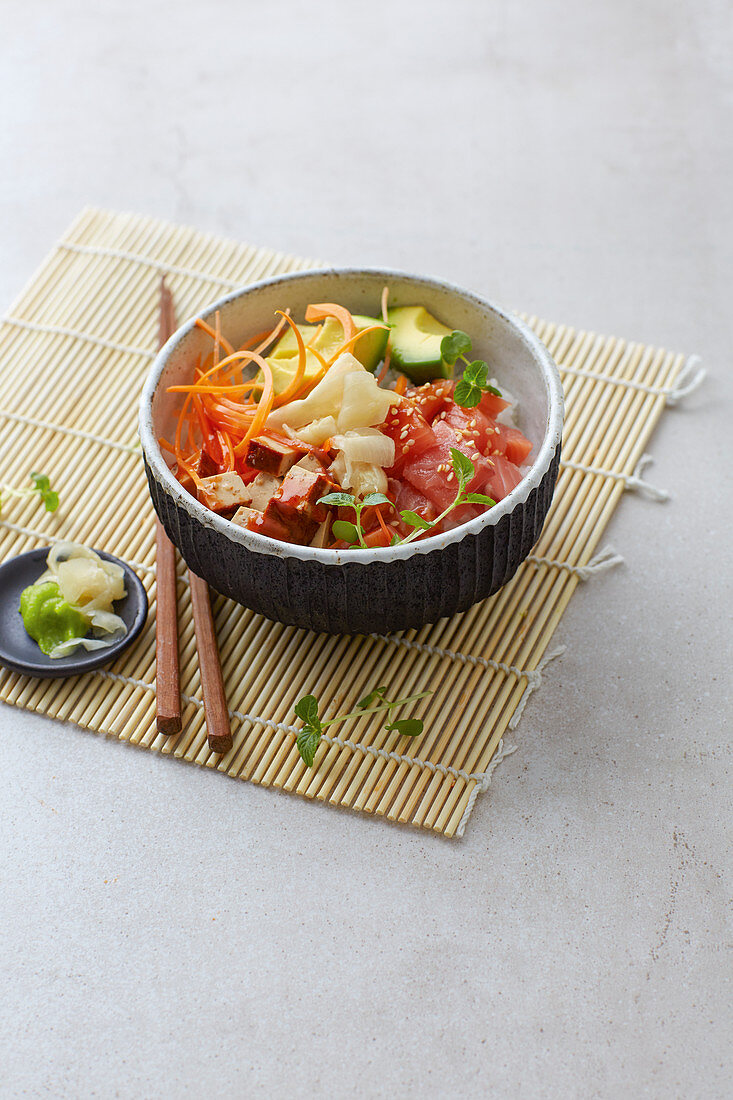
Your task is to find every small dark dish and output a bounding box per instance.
[139,269,564,634]
[0,548,148,678]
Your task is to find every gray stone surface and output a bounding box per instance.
[0,2,730,1097]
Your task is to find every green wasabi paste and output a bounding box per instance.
[19,580,90,656]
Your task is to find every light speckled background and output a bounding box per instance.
[0,2,730,1097]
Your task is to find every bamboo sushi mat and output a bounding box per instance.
[0,209,703,837]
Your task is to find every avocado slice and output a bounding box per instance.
[387,306,453,384]
[265,314,389,394]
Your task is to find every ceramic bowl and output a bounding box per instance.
[139,269,564,634]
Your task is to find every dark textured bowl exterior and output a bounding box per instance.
[145,448,560,634]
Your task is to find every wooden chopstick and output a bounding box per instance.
[155,279,182,735]
[155,518,182,734]
[188,571,232,753]
[155,278,232,754]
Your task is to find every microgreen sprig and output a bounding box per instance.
[317,491,392,547]
[0,471,59,517]
[441,330,502,409]
[293,688,432,767]
[397,448,495,546]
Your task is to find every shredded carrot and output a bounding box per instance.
[376,505,392,542]
[158,437,177,456]
[272,312,308,407]
[220,430,236,471]
[290,343,330,400]
[213,310,222,371]
[381,286,389,325]
[252,308,292,356]
[305,302,356,344]
[232,352,275,452]
[195,317,235,357]
[326,323,389,367]
[168,380,263,395]
[394,374,409,395]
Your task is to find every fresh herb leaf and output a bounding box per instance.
[361,492,391,507]
[452,355,503,411]
[318,491,356,508]
[450,447,475,490]
[30,472,51,494]
[296,725,322,767]
[0,471,59,517]
[463,360,489,388]
[294,694,320,727]
[319,490,395,548]
[400,510,432,531]
[294,695,324,767]
[453,378,481,408]
[358,686,388,709]
[332,519,360,544]
[463,492,496,506]
[441,330,472,366]
[384,718,424,737]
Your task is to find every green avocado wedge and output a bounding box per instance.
[387,305,453,384]
[265,315,389,395]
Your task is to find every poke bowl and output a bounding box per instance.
[139,269,564,634]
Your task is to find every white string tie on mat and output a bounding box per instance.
[0,408,139,455]
[559,352,705,404]
[560,454,669,502]
[374,633,565,730]
[57,241,245,291]
[525,544,625,581]
[664,355,706,406]
[0,314,155,359]
[96,670,493,784]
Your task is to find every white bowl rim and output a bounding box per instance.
[139,267,564,565]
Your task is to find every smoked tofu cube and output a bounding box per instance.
[241,472,281,511]
[230,506,260,529]
[242,434,307,477]
[294,454,326,475]
[198,472,251,512]
[247,508,296,543]
[261,467,336,545]
[195,450,219,479]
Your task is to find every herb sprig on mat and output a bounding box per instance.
[293,688,432,767]
[0,471,59,517]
